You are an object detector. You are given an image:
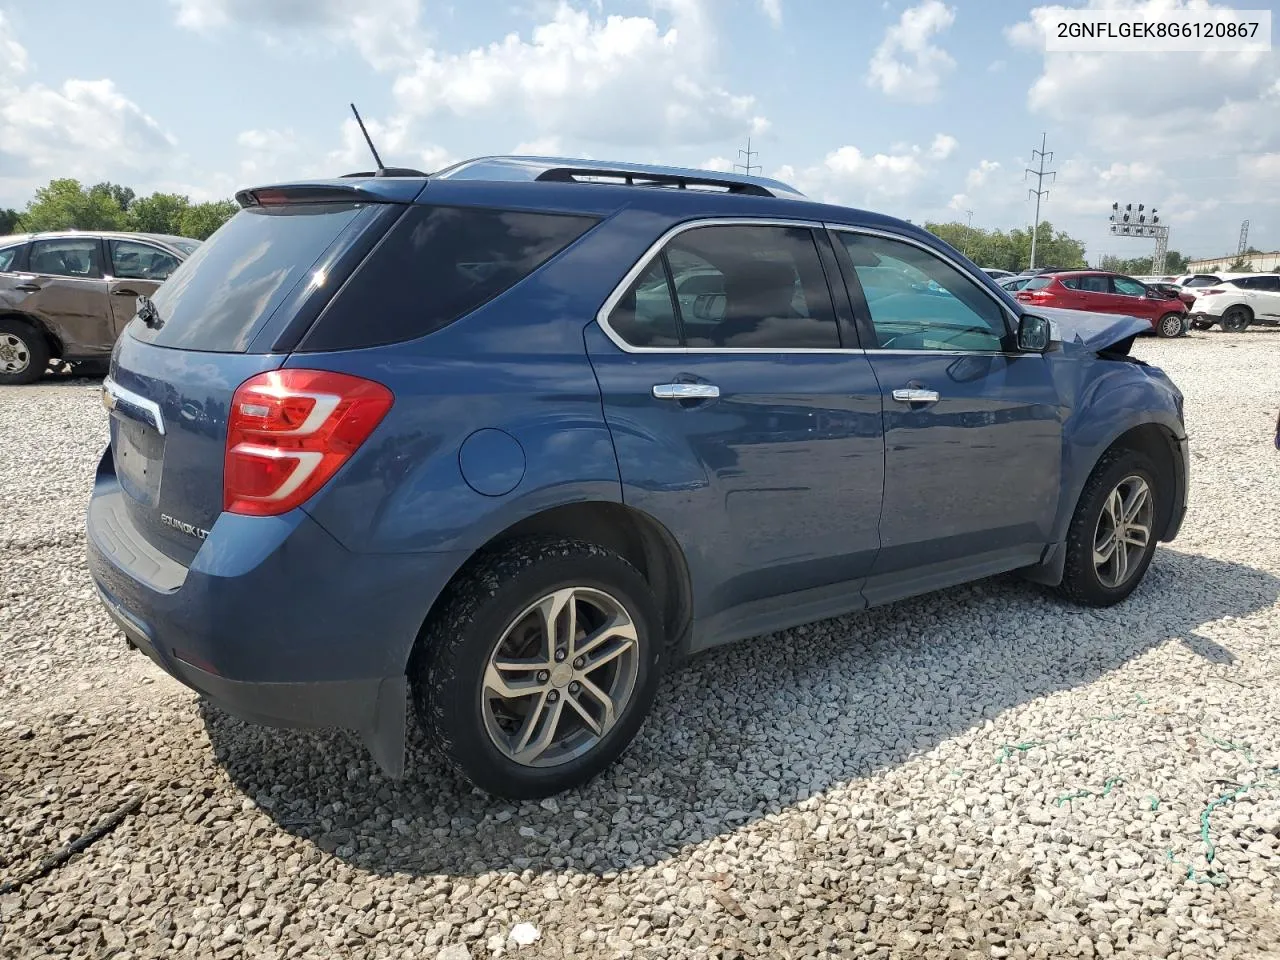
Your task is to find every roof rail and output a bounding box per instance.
[430,156,806,200]
[535,165,772,196]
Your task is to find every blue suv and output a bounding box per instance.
[87,157,1188,798]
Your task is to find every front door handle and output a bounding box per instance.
[14,283,40,293]
[892,388,940,404]
[653,383,720,400]
[112,288,140,297]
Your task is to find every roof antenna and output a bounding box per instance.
[349,103,386,176]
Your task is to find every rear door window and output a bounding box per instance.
[132,202,376,352]
[300,205,597,351]
[1075,275,1110,293]
[109,239,181,281]
[29,237,103,279]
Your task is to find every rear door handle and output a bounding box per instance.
[112,288,139,297]
[653,383,720,400]
[14,283,40,292]
[892,388,940,404]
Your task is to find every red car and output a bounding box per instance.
[1015,271,1189,338]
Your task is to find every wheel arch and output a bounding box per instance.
[0,309,63,358]
[409,499,694,667]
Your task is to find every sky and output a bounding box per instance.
[1,0,1277,263]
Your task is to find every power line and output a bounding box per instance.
[734,137,761,176]
[1024,132,1056,270]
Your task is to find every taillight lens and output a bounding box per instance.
[224,369,393,516]
[1199,289,1224,296]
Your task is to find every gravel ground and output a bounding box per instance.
[2,329,1280,960]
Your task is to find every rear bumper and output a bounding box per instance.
[86,465,466,775]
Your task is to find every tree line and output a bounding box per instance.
[924,220,1193,275]
[0,179,238,240]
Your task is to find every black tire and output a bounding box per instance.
[0,318,49,386]
[1190,319,1214,331]
[1220,306,1252,333]
[1058,448,1161,607]
[1155,313,1187,338]
[412,536,664,799]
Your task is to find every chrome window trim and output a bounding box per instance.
[594,217,1031,359]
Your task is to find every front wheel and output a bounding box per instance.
[1189,319,1214,331]
[1058,449,1161,607]
[413,537,664,798]
[1156,313,1187,338]
[1220,306,1252,333]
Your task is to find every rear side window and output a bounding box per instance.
[606,224,839,350]
[134,203,373,352]
[301,205,597,351]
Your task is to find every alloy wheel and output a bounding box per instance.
[482,586,640,768]
[1158,314,1184,338]
[1093,475,1153,589]
[0,333,30,374]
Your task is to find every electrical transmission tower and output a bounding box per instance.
[734,137,761,176]
[963,209,974,257]
[1238,220,1250,255]
[1024,133,1056,270]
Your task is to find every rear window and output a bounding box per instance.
[131,203,374,352]
[299,205,597,351]
[1183,276,1218,287]
[1023,277,1054,290]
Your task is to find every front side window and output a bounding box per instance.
[1112,276,1146,297]
[109,239,181,281]
[838,232,1007,352]
[28,238,102,279]
[605,224,840,350]
[0,245,20,272]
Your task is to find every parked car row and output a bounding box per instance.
[0,231,198,384]
[1011,270,1190,338]
[82,155,1189,796]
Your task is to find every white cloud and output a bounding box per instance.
[965,159,1000,190]
[866,0,956,103]
[0,14,179,192]
[929,133,957,160]
[170,0,422,70]
[391,4,766,147]
[759,0,782,27]
[513,136,564,156]
[785,133,958,208]
[701,156,735,173]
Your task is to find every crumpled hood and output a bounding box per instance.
[1026,306,1152,352]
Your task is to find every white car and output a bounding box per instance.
[1186,274,1280,332]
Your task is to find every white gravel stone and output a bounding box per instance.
[2,334,1280,958]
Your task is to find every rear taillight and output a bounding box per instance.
[1199,288,1224,296]
[224,369,393,516]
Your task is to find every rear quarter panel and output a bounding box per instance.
[294,209,676,555]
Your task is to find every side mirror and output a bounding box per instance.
[1017,314,1052,352]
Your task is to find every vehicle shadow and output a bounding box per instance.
[202,548,1278,878]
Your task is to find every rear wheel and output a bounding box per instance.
[0,318,49,386]
[1058,449,1161,607]
[1220,306,1252,333]
[1189,319,1214,331]
[413,536,664,798]
[1156,313,1187,338]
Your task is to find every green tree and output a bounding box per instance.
[92,182,136,213]
[178,199,237,240]
[21,178,129,231]
[0,208,23,234]
[926,220,1087,272]
[1227,257,1254,272]
[128,192,191,235]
